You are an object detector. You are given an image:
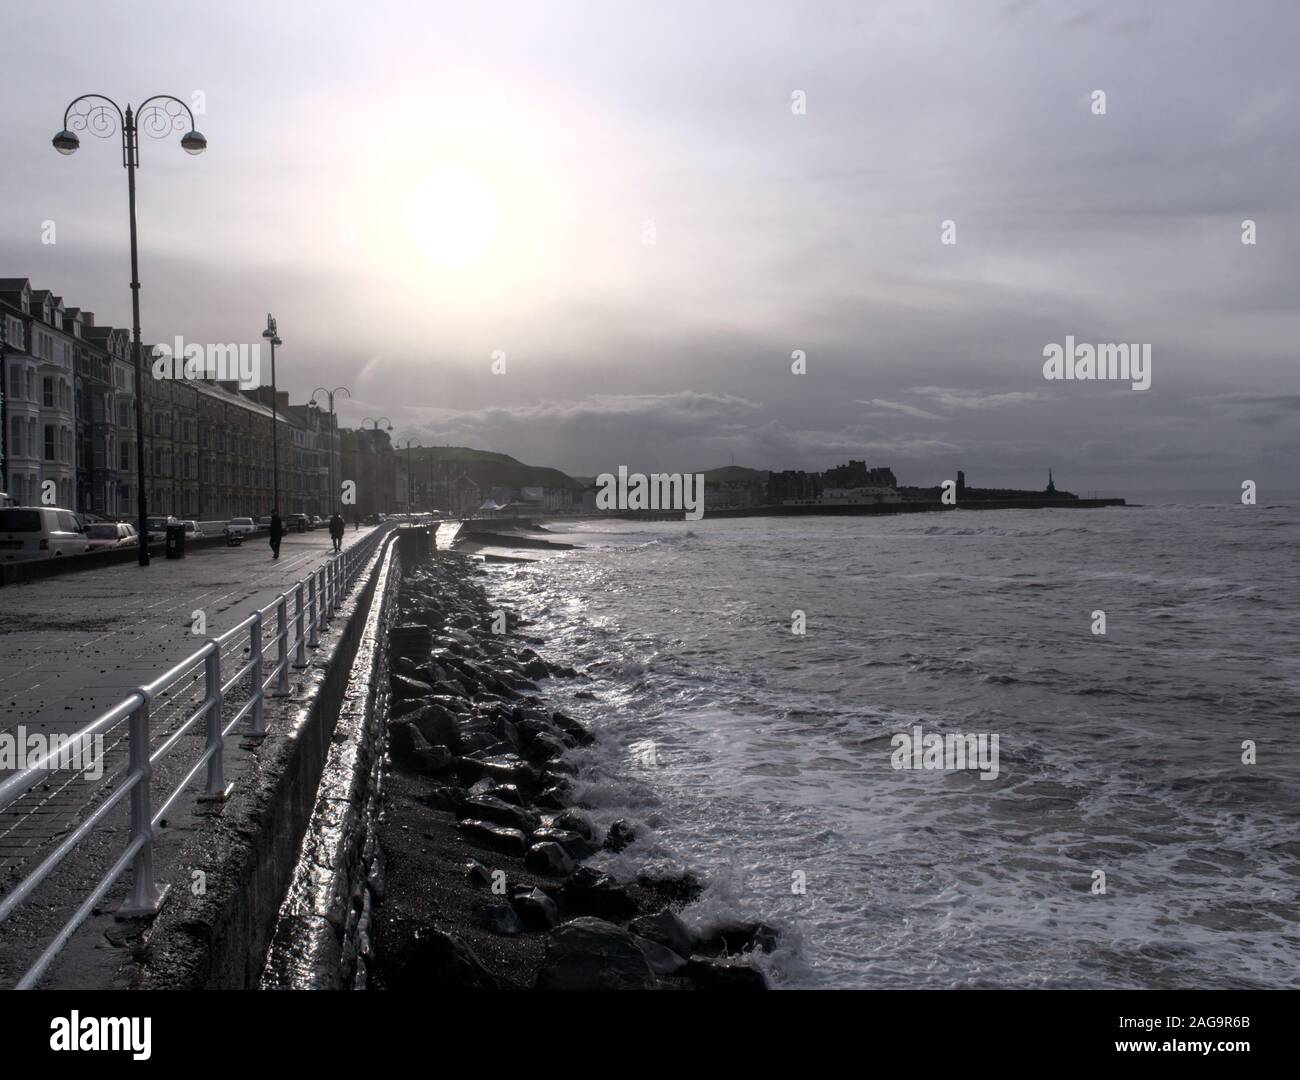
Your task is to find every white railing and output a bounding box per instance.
[0,523,396,989]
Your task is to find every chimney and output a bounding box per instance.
[82,312,95,328]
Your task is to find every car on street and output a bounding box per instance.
[309,515,324,529]
[255,516,272,529]
[181,520,204,540]
[0,506,91,561]
[224,517,257,538]
[145,515,179,543]
[85,522,140,551]
[288,512,310,532]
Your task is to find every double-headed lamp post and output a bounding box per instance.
[397,438,421,514]
[311,386,350,515]
[262,315,282,514]
[53,94,206,567]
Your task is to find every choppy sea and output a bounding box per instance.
[472,502,1300,988]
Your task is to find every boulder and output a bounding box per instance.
[457,819,528,856]
[536,918,659,991]
[628,909,694,960]
[632,936,687,976]
[462,794,540,834]
[530,827,597,859]
[510,886,559,930]
[603,818,637,853]
[525,841,575,878]
[390,673,434,700]
[556,867,639,919]
[699,922,781,956]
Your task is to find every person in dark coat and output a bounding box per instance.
[329,512,344,553]
[269,511,284,559]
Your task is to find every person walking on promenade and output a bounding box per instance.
[329,511,344,553]
[269,510,284,560]
[354,512,360,532]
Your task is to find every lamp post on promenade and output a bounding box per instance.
[262,315,282,513]
[397,438,421,514]
[311,386,350,514]
[53,93,206,566]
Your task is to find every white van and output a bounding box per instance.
[0,506,92,561]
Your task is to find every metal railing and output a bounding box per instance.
[0,524,395,989]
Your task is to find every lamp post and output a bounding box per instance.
[262,315,282,514]
[397,438,421,514]
[53,94,206,565]
[310,386,350,515]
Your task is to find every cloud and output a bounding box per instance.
[906,387,1046,410]
[855,398,945,420]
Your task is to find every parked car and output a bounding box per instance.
[181,520,204,540]
[309,515,324,529]
[224,517,257,537]
[145,515,179,543]
[0,506,91,561]
[288,512,310,533]
[86,522,139,551]
[255,515,272,529]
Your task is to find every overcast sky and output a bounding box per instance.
[3,0,1297,496]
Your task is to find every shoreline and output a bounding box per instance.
[369,550,776,990]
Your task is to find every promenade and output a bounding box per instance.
[0,525,380,887]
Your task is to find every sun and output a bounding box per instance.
[404,167,499,270]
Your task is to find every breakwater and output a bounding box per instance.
[369,549,776,989]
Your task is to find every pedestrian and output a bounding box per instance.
[354,512,360,531]
[329,511,344,553]
[269,510,284,560]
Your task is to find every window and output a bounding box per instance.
[119,444,130,470]
[44,425,56,461]
[44,376,55,407]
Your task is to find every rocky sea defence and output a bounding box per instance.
[370,550,776,990]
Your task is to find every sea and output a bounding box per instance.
[471,500,1300,989]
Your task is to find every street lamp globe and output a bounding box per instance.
[180,130,207,155]
[52,129,80,155]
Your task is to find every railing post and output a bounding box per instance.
[275,593,290,696]
[308,573,320,648]
[317,566,328,630]
[249,611,266,737]
[333,556,343,609]
[293,582,307,668]
[200,642,231,801]
[118,692,169,915]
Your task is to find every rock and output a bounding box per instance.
[536,918,659,991]
[525,841,576,877]
[389,724,453,774]
[525,732,568,763]
[632,936,687,976]
[457,819,528,856]
[389,624,434,658]
[685,957,768,990]
[628,909,694,960]
[603,818,636,852]
[636,870,705,907]
[463,794,540,833]
[551,809,596,841]
[699,922,780,956]
[482,904,524,936]
[556,867,639,919]
[389,696,427,719]
[523,658,551,681]
[465,859,495,887]
[534,786,569,811]
[476,755,542,789]
[510,886,559,930]
[550,711,594,746]
[530,827,597,859]
[391,673,434,699]
[406,703,463,752]
[387,929,499,990]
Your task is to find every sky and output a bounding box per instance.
[3,0,1297,497]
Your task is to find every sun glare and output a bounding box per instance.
[404,167,499,270]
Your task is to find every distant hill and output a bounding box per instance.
[414,445,584,491]
[700,465,769,483]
